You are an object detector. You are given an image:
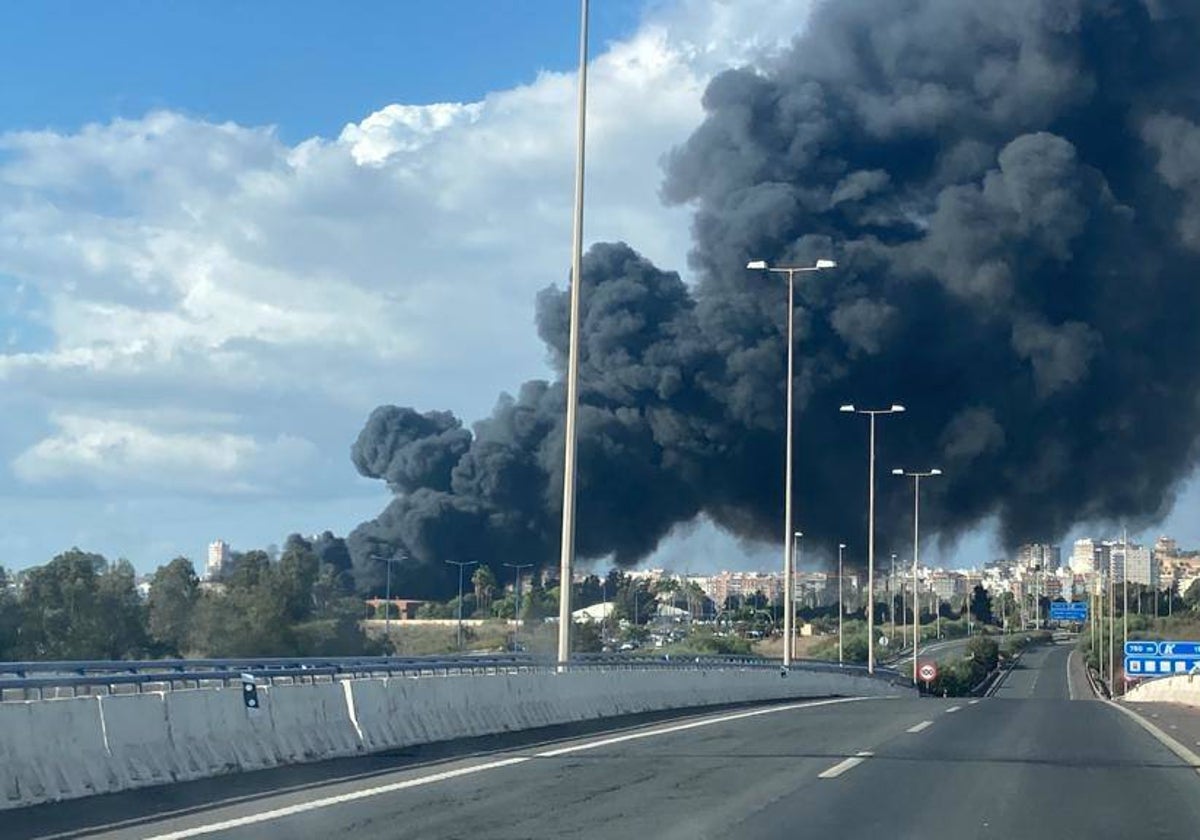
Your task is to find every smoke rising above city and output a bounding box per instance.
[349,0,1200,597]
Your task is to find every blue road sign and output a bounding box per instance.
[1125,657,1200,677]
[1123,640,1200,658]
[1049,601,1088,621]
[1124,641,1159,656]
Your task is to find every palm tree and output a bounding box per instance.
[472,566,498,616]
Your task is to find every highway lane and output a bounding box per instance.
[23,642,1200,839]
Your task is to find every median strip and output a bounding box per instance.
[818,751,873,779]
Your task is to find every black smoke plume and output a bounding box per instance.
[349,0,1200,597]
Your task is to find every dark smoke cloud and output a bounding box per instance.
[349,0,1200,597]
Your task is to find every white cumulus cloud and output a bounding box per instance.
[0,0,816,567]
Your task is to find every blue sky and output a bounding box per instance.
[0,1,644,140]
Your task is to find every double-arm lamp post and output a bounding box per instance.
[892,468,942,687]
[840,404,905,674]
[745,258,836,667]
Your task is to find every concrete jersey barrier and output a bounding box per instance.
[1123,674,1200,706]
[0,665,910,811]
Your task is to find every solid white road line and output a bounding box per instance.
[945,705,961,714]
[818,751,874,779]
[906,721,933,733]
[143,696,878,840]
[536,696,869,758]
[1103,698,1200,778]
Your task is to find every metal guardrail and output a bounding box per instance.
[0,653,904,700]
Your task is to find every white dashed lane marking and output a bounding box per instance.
[818,751,874,779]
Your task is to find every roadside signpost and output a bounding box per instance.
[1049,601,1089,622]
[918,661,938,691]
[1123,640,1200,677]
[240,673,260,712]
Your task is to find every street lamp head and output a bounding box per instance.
[930,468,943,476]
[815,259,837,269]
[839,543,846,549]
[839,404,855,413]
[794,531,803,539]
[890,404,906,413]
[746,259,768,270]
[891,468,904,475]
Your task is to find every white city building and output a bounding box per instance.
[205,540,231,581]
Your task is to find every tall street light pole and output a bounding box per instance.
[893,468,942,687]
[890,553,898,650]
[1108,566,1116,693]
[840,403,906,674]
[370,551,402,643]
[793,531,803,653]
[1122,527,1129,695]
[746,257,837,668]
[385,552,397,640]
[838,543,846,666]
[445,560,478,651]
[504,562,534,647]
[556,0,590,670]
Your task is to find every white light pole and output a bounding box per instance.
[747,257,837,668]
[838,543,846,666]
[793,530,803,653]
[445,559,479,651]
[504,562,534,646]
[1122,526,1129,694]
[893,467,942,687]
[890,553,898,650]
[555,0,591,670]
[840,403,906,674]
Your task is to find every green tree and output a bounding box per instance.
[613,578,658,625]
[147,557,200,656]
[277,536,320,622]
[189,548,294,656]
[472,565,498,616]
[969,584,994,625]
[0,566,20,659]
[966,635,1000,673]
[1184,579,1200,612]
[19,549,146,660]
[574,575,603,609]
[573,620,603,653]
[189,582,294,657]
[94,558,147,659]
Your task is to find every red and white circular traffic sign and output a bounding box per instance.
[918,662,938,683]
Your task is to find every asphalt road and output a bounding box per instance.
[16,641,1200,839]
